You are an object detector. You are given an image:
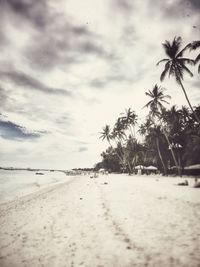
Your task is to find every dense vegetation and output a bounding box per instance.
[95,37,200,175]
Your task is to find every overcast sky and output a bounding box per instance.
[0,0,199,169]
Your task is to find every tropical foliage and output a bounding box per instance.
[96,36,200,176]
[96,104,200,175]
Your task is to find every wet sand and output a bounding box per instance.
[0,174,200,267]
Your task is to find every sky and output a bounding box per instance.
[0,0,199,169]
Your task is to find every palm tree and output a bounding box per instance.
[100,124,124,171]
[180,106,190,125]
[115,109,138,174]
[144,84,181,175]
[113,118,126,141]
[122,108,138,173]
[113,118,131,172]
[144,84,171,118]
[120,108,137,137]
[157,36,200,123]
[146,126,167,175]
[138,118,153,144]
[162,106,183,134]
[162,106,184,174]
[99,125,113,145]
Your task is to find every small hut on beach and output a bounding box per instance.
[145,165,158,175]
[135,165,145,175]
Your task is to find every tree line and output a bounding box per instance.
[95,37,200,175]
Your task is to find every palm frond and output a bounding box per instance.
[180,64,193,77]
[195,53,200,64]
[143,100,153,109]
[160,61,170,81]
[160,93,171,100]
[99,134,106,140]
[162,42,172,58]
[156,58,169,66]
[176,44,190,58]
[145,91,153,97]
[189,41,200,51]
[161,99,170,105]
[179,58,195,65]
[170,36,182,58]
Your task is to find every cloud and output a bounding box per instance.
[55,114,73,126]
[0,28,8,47]
[25,23,112,70]
[0,86,9,107]
[90,73,133,89]
[0,118,42,140]
[186,0,200,11]
[0,0,114,74]
[78,147,88,152]
[111,0,200,22]
[146,0,200,20]
[0,0,49,28]
[0,70,72,96]
[111,0,135,14]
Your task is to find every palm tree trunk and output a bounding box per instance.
[108,141,124,168]
[109,139,130,173]
[156,137,167,175]
[127,160,132,175]
[127,127,136,174]
[121,148,132,174]
[177,150,182,177]
[179,79,200,124]
[129,126,135,138]
[163,131,181,176]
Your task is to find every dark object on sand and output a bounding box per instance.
[104,182,108,185]
[36,172,44,175]
[177,180,188,186]
[194,178,200,188]
[90,173,98,178]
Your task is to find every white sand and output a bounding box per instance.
[0,173,200,267]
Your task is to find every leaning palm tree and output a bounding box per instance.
[112,118,130,171]
[146,126,167,175]
[157,36,200,123]
[120,108,138,173]
[113,118,126,141]
[120,108,137,137]
[113,117,134,174]
[100,124,124,169]
[144,84,180,175]
[162,106,184,174]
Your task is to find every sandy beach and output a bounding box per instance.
[0,173,200,267]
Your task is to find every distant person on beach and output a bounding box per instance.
[177,179,189,186]
[193,178,200,188]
